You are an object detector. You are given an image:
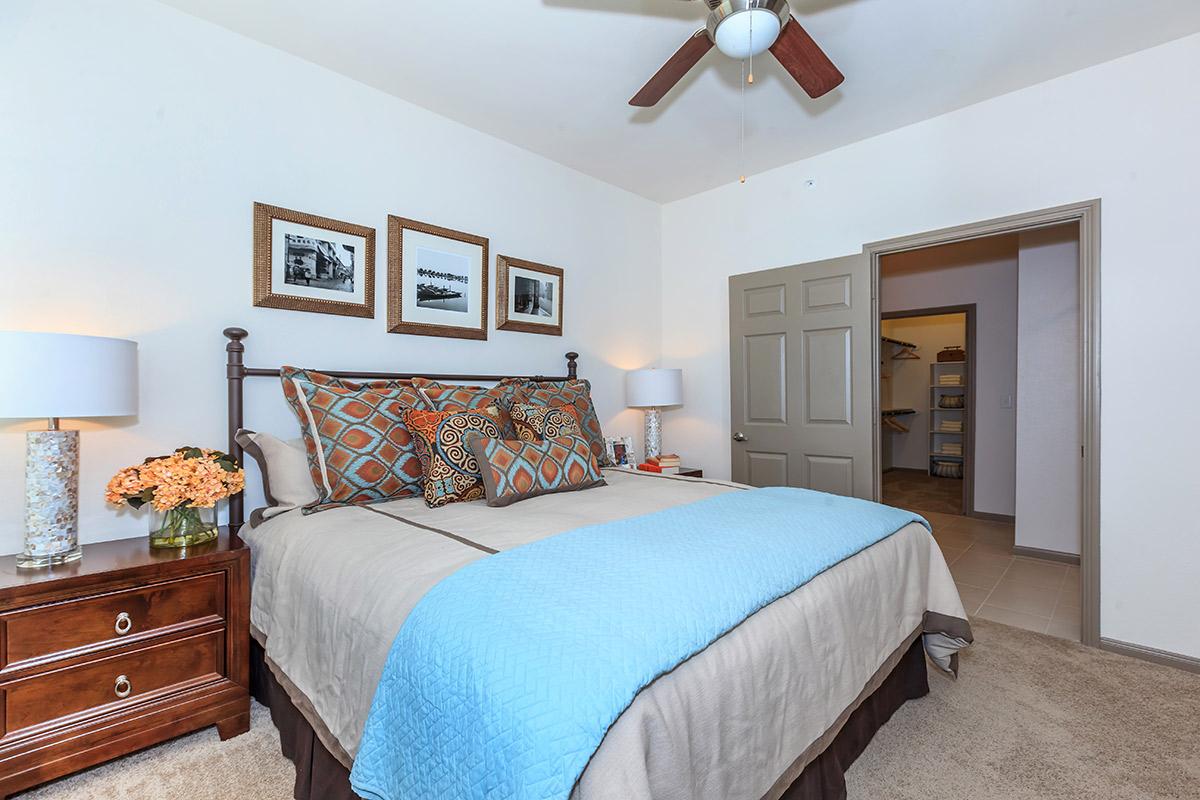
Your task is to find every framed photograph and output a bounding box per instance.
[388,216,488,340]
[497,255,564,336]
[253,203,374,318]
[605,436,636,467]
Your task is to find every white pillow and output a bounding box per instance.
[235,429,319,526]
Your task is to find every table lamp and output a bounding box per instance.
[0,332,138,568]
[626,368,683,461]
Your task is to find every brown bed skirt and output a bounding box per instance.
[251,636,929,800]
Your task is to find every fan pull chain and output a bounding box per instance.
[748,9,755,85]
[739,58,746,184]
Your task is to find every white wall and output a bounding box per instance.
[661,34,1200,658]
[881,243,1019,516]
[881,314,967,472]
[1016,225,1082,555]
[0,0,662,552]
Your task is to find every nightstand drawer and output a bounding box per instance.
[1,572,225,670]
[1,628,225,739]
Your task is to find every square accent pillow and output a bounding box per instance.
[281,367,427,509]
[411,377,524,411]
[468,435,606,508]
[402,406,506,508]
[411,376,521,439]
[234,429,318,526]
[511,379,608,466]
[509,403,582,443]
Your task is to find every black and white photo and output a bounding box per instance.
[389,216,489,340]
[254,203,375,318]
[414,247,470,313]
[514,275,554,317]
[497,255,564,336]
[284,234,356,293]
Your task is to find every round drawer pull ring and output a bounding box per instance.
[114,612,133,635]
[114,674,132,699]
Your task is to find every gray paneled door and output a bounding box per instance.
[729,254,873,498]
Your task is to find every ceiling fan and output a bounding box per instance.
[630,0,844,106]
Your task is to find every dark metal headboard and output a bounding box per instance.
[223,326,579,531]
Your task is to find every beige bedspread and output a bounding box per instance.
[243,469,970,800]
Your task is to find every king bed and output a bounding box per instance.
[221,327,973,800]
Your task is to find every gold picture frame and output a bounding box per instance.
[496,255,564,337]
[252,203,375,318]
[388,215,489,340]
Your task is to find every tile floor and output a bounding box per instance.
[882,469,963,515]
[922,510,1080,640]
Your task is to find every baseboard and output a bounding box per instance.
[1011,545,1080,565]
[1100,637,1200,675]
[968,511,1015,524]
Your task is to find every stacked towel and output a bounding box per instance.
[940,443,963,455]
[938,375,963,385]
[940,420,963,432]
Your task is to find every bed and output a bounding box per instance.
[221,327,972,800]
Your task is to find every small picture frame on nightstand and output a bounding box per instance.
[604,436,636,467]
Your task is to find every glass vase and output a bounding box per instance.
[149,505,218,549]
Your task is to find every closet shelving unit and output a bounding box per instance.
[929,357,968,477]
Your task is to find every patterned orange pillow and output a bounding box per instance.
[280,367,427,509]
[510,379,608,466]
[411,376,521,439]
[411,377,524,411]
[509,403,582,443]
[401,406,506,508]
[468,434,605,508]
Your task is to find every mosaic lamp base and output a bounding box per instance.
[643,407,663,461]
[18,427,82,569]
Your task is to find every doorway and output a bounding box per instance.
[868,201,1099,647]
[875,226,1085,641]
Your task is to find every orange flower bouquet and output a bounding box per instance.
[106,447,245,548]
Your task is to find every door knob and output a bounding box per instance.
[732,432,747,442]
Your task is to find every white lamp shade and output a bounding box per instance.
[626,368,683,408]
[0,332,138,419]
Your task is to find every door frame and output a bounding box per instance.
[881,304,978,516]
[865,199,1101,648]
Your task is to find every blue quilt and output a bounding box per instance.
[349,486,928,800]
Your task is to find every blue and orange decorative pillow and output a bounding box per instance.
[509,403,582,443]
[280,367,427,509]
[411,376,521,438]
[510,379,608,466]
[401,406,506,508]
[410,377,523,412]
[468,434,605,508]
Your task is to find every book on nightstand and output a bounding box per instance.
[640,454,682,474]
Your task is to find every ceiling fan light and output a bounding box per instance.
[713,9,782,60]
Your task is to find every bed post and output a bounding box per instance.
[224,327,248,532]
[566,352,578,380]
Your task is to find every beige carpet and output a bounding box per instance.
[18,620,1200,799]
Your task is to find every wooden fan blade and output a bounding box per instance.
[630,30,713,107]
[769,15,844,99]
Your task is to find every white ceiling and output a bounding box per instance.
[158,0,1200,202]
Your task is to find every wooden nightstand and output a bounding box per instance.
[677,467,704,478]
[0,529,249,798]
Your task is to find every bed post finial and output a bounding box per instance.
[565,352,579,380]
[224,327,248,533]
